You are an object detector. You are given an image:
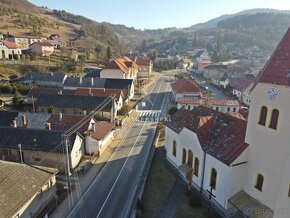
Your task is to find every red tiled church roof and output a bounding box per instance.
[166,106,248,165]
[171,78,201,93]
[255,27,290,87]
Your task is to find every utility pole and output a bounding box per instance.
[62,135,72,192]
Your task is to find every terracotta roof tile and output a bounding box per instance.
[171,78,201,93]
[166,106,248,165]
[85,122,114,140]
[0,40,19,49]
[74,88,124,99]
[48,114,91,136]
[30,42,54,47]
[135,56,152,66]
[255,27,290,87]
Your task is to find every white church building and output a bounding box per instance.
[165,27,290,218]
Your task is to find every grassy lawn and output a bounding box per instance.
[142,155,176,218]
[175,193,207,218]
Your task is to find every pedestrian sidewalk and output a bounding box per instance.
[51,112,137,218]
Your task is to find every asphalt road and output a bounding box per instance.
[68,74,171,218]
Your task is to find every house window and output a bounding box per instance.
[172,140,177,157]
[258,106,268,126]
[194,158,199,177]
[233,108,236,112]
[269,109,279,130]
[188,106,191,110]
[210,168,217,190]
[255,174,264,191]
[216,107,219,111]
[227,107,230,112]
[187,150,193,167]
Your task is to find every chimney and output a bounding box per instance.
[21,115,27,128]
[46,123,51,130]
[93,123,97,132]
[12,120,17,128]
[50,72,54,77]
[103,88,105,93]
[79,77,82,84]
[59,112,63,121]
[58,90,63,95]
[91,78,94,86]
[89,88,92,96]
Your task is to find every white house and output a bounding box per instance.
[100,56,138,80]
[193,49,211,64]
[85,122,115,156]
[29,42,54,56]
[171,78,202,103]
[0,161,58,218]
[232,79,254,106]
[177,97,240,113]
[0,40,22,59]
[135,56,153,78]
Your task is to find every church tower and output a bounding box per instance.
[244,28,290,217]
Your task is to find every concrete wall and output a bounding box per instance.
[100,69,126,79]
[85,131,114,155]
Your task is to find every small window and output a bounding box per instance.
[172,140,177,157]
[210,168,217,190]
[216,107,219,111]
[255,174,264,191]
[269,109,279,130]
[227,107,230,112]
[182,148,187,164]
[188,106,191,110]
[233,108,236,112]
[194,158,199,177]
[258,106,268,126]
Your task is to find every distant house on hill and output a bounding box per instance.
[6,35,44,49]
[0,40,22,59]
[193,49,211,64]
[29,42,54,56]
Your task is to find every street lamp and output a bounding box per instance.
[18,143,23,164]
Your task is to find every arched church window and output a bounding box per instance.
[269,109,279,130]
[258,106,268,126]
[255,174,264,191]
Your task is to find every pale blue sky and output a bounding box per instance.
[28,0,290,29]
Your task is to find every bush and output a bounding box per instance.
[188,192,201,208]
